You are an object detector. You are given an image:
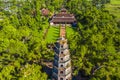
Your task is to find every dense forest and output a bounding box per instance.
[0,0,120,80]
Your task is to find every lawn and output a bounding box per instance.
[105,0,120,21]
[45,26,76,43]
[66,26,76,39]
[111,0,120,4]
[45,26,60,43]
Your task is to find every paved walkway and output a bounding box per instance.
[60,26,66,38]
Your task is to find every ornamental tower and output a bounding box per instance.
[52,26,72,80]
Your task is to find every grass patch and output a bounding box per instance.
[105,4,120,20]
[105,0,120,20]
[45,26,76,43]
[111,0,120,4]
[45,26,60,43]
[66,26,76,39]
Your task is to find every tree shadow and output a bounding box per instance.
[42,62,53,79]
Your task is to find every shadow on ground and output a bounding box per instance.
[42,62,53,79]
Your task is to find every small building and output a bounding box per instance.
[41,8,49,16]
[50,8,76,26]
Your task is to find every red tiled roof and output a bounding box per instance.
[51,9,76,23]
[51,18,75,23]
[55,14,73,17]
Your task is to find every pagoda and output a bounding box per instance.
[52,26,72,80]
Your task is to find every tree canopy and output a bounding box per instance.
[0,0,120,80]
